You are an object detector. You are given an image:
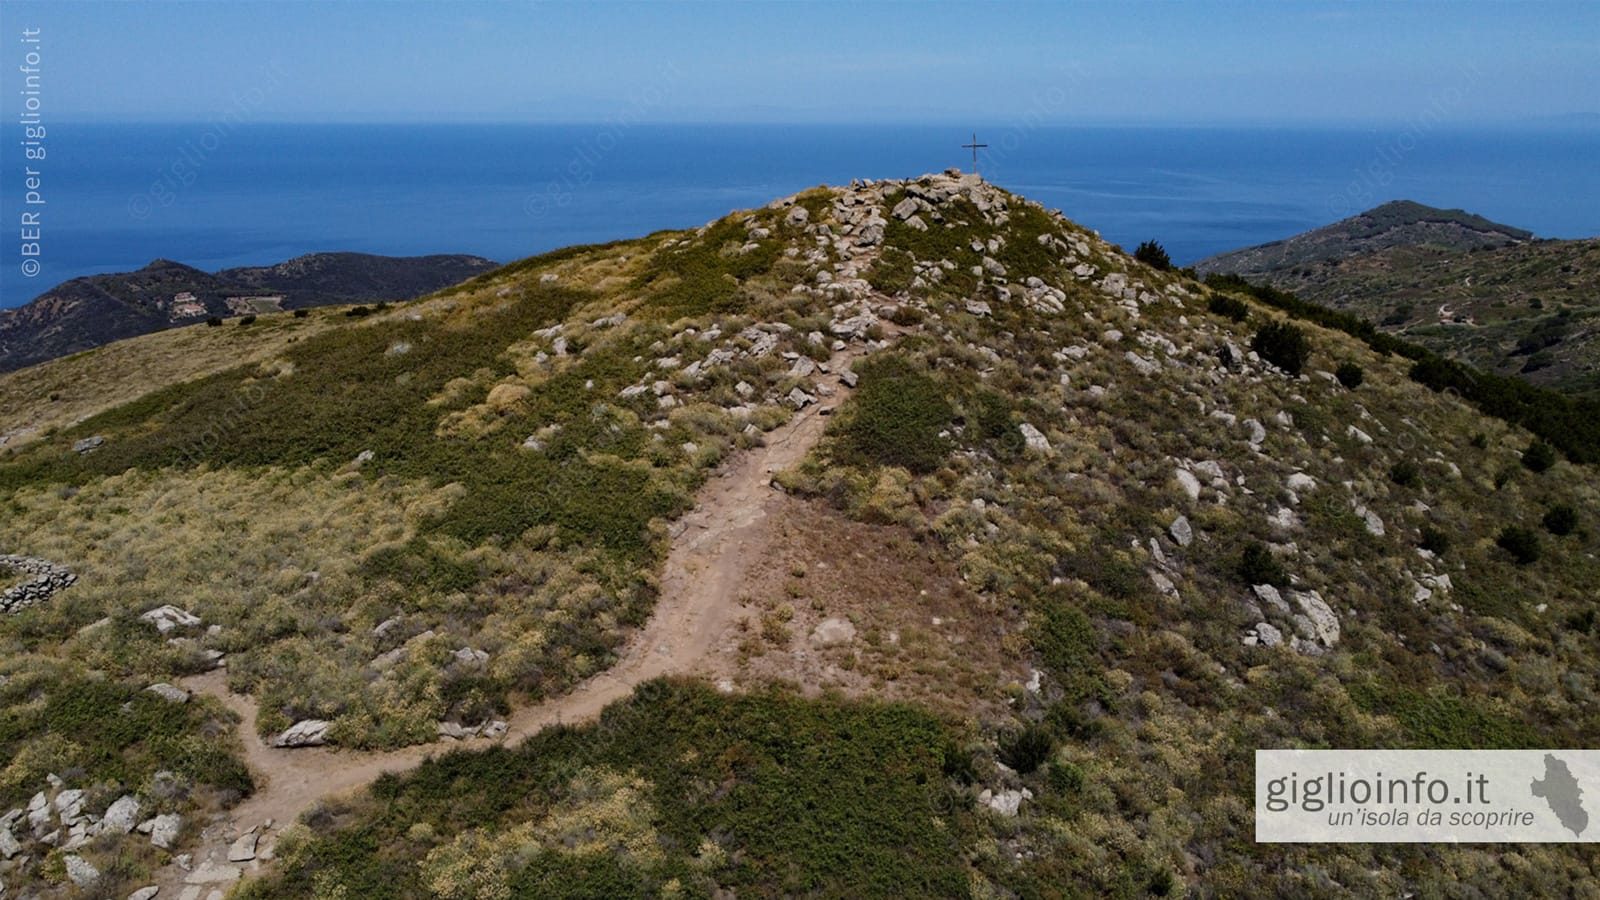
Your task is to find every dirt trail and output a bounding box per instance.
[157,347,861,895]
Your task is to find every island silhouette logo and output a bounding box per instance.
[1530,753,1590,838]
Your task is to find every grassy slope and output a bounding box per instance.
[1254,238,1600,397]
[3,178,1599,896]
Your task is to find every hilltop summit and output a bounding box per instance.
[1,173,1597,898]
[1195,199,1533,278]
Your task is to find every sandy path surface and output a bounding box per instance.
[155,347,861,896]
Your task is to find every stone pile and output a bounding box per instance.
[0,554,77,614]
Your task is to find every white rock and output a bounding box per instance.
[145,683,191,703]
[64,853,101,888]
[55,788,86,822]
[129,888,161,900]
[103,795,142,834]
[1291,589,1340,646]
[809,618,856,647]
[227,831,259,862]
[150,813,183,849]
[184,861,241,885]
[271,720,331,748]
[1353,503,1386,537]
[1168,515,1193,548]
[1347,425,1373,444]
[1286,472,1317,492]
[1018,423,1051,454]
[1253,622,1285,647]
[140,605,202,634]
[1174,468,1202,502]
[979,787,1033,817]
[0,826,20,859]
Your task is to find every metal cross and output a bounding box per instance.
[962,132,988,174]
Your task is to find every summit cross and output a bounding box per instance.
[962,132,988,174]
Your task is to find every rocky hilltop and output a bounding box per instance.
[1,173,1597,897]
[1196,203,1599,397]
[1194,199,1533,278]
[0,252,498,373]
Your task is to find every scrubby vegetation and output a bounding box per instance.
[240,681,972,899]
[1250,320,1311,375]
[1134,240,1173,271]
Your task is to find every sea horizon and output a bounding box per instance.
[6,120,1599,307]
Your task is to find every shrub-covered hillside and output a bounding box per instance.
[2,172,1598,897]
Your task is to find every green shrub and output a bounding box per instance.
[345,305,372,318]
[1523,440,1557,473]
[293,309,309,318]
[998,724,1054,775]
[1419,525,1452,556]
[1134,240,1173,271]
[1335,361,1364,389]
[1251,320,1311,375]
[1496,526,1541,565]
[205,316,222,327]
[1207,294,1250,322]
[835,355,952,474]
[1239,543,1288,587]
[238,315,257,326]
[1031,594,1094,677]
[1389,460,1420,487]
[1543,504,1578,536]
[1047,761,1084,795]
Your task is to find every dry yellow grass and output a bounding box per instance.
[0,309,342,449]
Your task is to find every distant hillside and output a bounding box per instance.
[0,252,497,373]
[1193,200,1533,278]
[1195,203,1599,397]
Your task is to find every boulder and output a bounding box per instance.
[809,618,856,647]
[1291,590,1340,646]
[73,435,105,454]
[140,605,202,635]
[227,830,259,862]
[149,813,183,849]
[1168,515,1193,548]
[979,787,1033,817]
[1018,423,1051,454]
[64,853,100,889]
[1174,468,1201,502]
[0,826,20,859]
[145,683,191,704]
[270,720,331,749]
[129,888,161,900]
[102,795,142,834]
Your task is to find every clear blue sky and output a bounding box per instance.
[0,0,1595,124]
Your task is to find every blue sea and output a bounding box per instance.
[4,122,1599,306]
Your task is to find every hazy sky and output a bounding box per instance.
[1,0,1595,125]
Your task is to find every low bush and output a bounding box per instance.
[1420,525,1452,556]
[205,317,222,327]
[1335,361,1364,389]
[834,355,953,474]
[1134,240,1173,271]
[1523,440,1557,473]
[1389,460,1420,487]
[1251,320,1311,375]
[1207,294,1250,322]
[998,724,1054,775]
[1239,543,1288,587]
[238,315,257,326]
[1496,526,1541,565]
[293,309,309,318]
[1543,505,1578,536]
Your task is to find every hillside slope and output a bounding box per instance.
[1195,202,1600,397]
[2,174,1598,898]
[0,252,498,374]
[1193,199,1533,278]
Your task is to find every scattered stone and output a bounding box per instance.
[1018,423,1051,454]
[481,720,508,739]
[787,387,816,409]
[149,814,183,849]
[1174,468,1202,502]
[809,618,856,647]
[183,861,241,885]
[64,853,101,888]
[145,683,191,704]
[0,826,20,859]
[227,831,259,862]
[1168,515,1193,548]
[1352,503,1386,537]
[1291,590,1340,646]
[73,435,105,454]
[1252,622,1284,648]
[103,795,142,834]
[129,888,161,900]
[979,787,1033,817]
[270,720,331,749]
[140,605,202,635]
